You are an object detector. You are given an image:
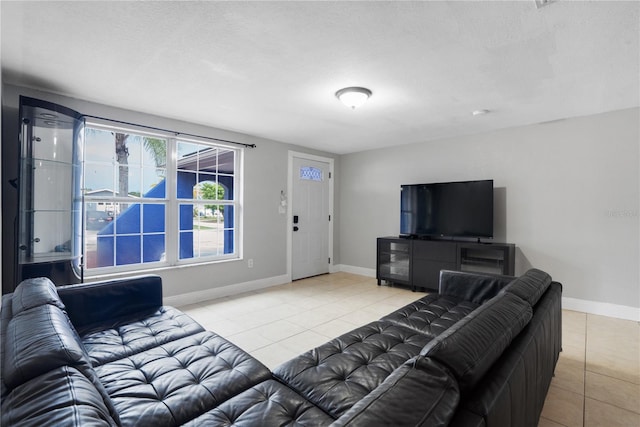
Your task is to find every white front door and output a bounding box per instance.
[291,156,331,280]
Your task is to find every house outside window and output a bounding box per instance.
[83,125,240,273]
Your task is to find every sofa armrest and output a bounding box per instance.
[58,275,162,335]
[1,366,118,427]
[331,357,459,427]
[439,270,514,304]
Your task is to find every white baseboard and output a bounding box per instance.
[163,273,291,307]
[562,297,640,322]
[334,264,376,278]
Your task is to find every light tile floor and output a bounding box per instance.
[539,308,640,427]
[178,272,640,426]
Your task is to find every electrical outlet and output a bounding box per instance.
[248,259,254,268]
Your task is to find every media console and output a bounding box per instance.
[377,237,515,291]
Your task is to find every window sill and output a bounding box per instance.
[84,257,242,281]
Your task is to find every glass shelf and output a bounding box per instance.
[17,97,84,283]
[377,238,411,285]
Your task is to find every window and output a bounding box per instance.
[176,141,236,260]
[83,125,240,273]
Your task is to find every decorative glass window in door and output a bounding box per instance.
[300,166,323,181]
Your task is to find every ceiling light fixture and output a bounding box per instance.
[335,87,372,109]
[535,0,556,9]
[472,109,490,116]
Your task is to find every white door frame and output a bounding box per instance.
[287,151,335,281]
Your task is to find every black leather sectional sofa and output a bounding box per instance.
[1,269,561,426]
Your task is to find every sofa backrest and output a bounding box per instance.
[1,277,121,424]
[11,276,67,314]
[58,275,163,335]
[500,268,552,307]
[420,292,532,394]
[4,302,92,388]
[0,294,13,401]
[448,281,562,427]
[439,270,514,304]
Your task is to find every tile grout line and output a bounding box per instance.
[581,315,639,418]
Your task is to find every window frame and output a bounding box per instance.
[174,137,240,265]
[82,121,242,276]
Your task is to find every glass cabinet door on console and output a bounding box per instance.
[377,237,411,287]
[17,97,84,284]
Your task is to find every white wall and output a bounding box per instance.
[4,84,638,315]
[339,108,640,311]
[1,85,339,298]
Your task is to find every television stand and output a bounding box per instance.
[377,237,515,291]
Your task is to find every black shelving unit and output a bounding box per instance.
[377,237,515,291]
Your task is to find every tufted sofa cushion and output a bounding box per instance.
[500,268,552,307]
[11,277,65,315]
[273,321,432,419]
[420,292,532,393]
[95,331,271,426]
[381,294,479,338]
[184,379,334,426]
[1,366,118,427]
[80,306,204,366]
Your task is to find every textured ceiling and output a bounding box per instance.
[1,1,638,154]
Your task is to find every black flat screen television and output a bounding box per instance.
[400,179,494,239]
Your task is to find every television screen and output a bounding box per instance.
[400,180,493,239]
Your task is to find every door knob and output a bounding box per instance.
[293,226,299,232]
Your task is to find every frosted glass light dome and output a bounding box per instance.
[335,87,372,109]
